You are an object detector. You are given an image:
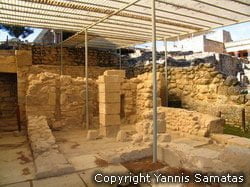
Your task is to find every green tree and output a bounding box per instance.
[0,24,34,39]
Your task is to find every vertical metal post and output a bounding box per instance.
[242,108,246,132]
[85,29,89,129]
[119,48,122,69]
[60,30,63,75]
[151,0,157,163]
[164,37,168,107]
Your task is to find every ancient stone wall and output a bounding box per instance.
[28,65,112,79]
[26,72,98,129]
[121,72,165,124]
[167,64,249,126]
[130,53,245,78]
[26,45,119,66]
[0,73,18,131]
[0,50,16,73]
[122,64,249,126]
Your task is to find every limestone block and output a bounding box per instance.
[16,50,32,66]
[98,83,121,93]
[99,125,120,137]
[104,70,126,78]
[86,130,99,140]
[99,113,120,126]
[157,120,166,133]
[98,75,122,83]
[99,103,120,114]
[99,92,120,103]
[48,93,56,105]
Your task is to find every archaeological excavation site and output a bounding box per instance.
[0,0,250,187]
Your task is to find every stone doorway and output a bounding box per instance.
[0,73,18,131]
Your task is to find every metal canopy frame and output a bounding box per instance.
[1,0,249,49]
[1,0,249,163]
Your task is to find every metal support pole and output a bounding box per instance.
[60,30,63,75]
[164,38,168,107]
[85,29,89,129]
[119,48,122,69]
[242,108,246,132]
[151,0,157,163]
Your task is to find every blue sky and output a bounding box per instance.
[0,21,249,46]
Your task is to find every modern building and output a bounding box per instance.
[165,30,232,54]
[225,39,250,61]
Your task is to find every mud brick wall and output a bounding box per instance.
[0,73,18,131]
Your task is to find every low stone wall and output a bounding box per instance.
[159,107,224,137]
[27,115,74,178]
[132,107,224,144]
[26,72,98,129]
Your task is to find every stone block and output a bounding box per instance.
[99,92,120,103]
[98,75,122,83]
[98,83,121,93]
[86,130,99,140]
[99,113,120,126]
[104,70,126,78]
[99,103,120,114]
[15,50,32,66]
[158,120,166,133]
[99,125,120,137]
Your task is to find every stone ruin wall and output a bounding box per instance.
[21,45,119,67]
[122,64,249,126]
[26,72,98,129]
[167,64,249,126]
[130,53,246,78]
[0,49,118,130]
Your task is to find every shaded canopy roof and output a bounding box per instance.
[0,0,249,49]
